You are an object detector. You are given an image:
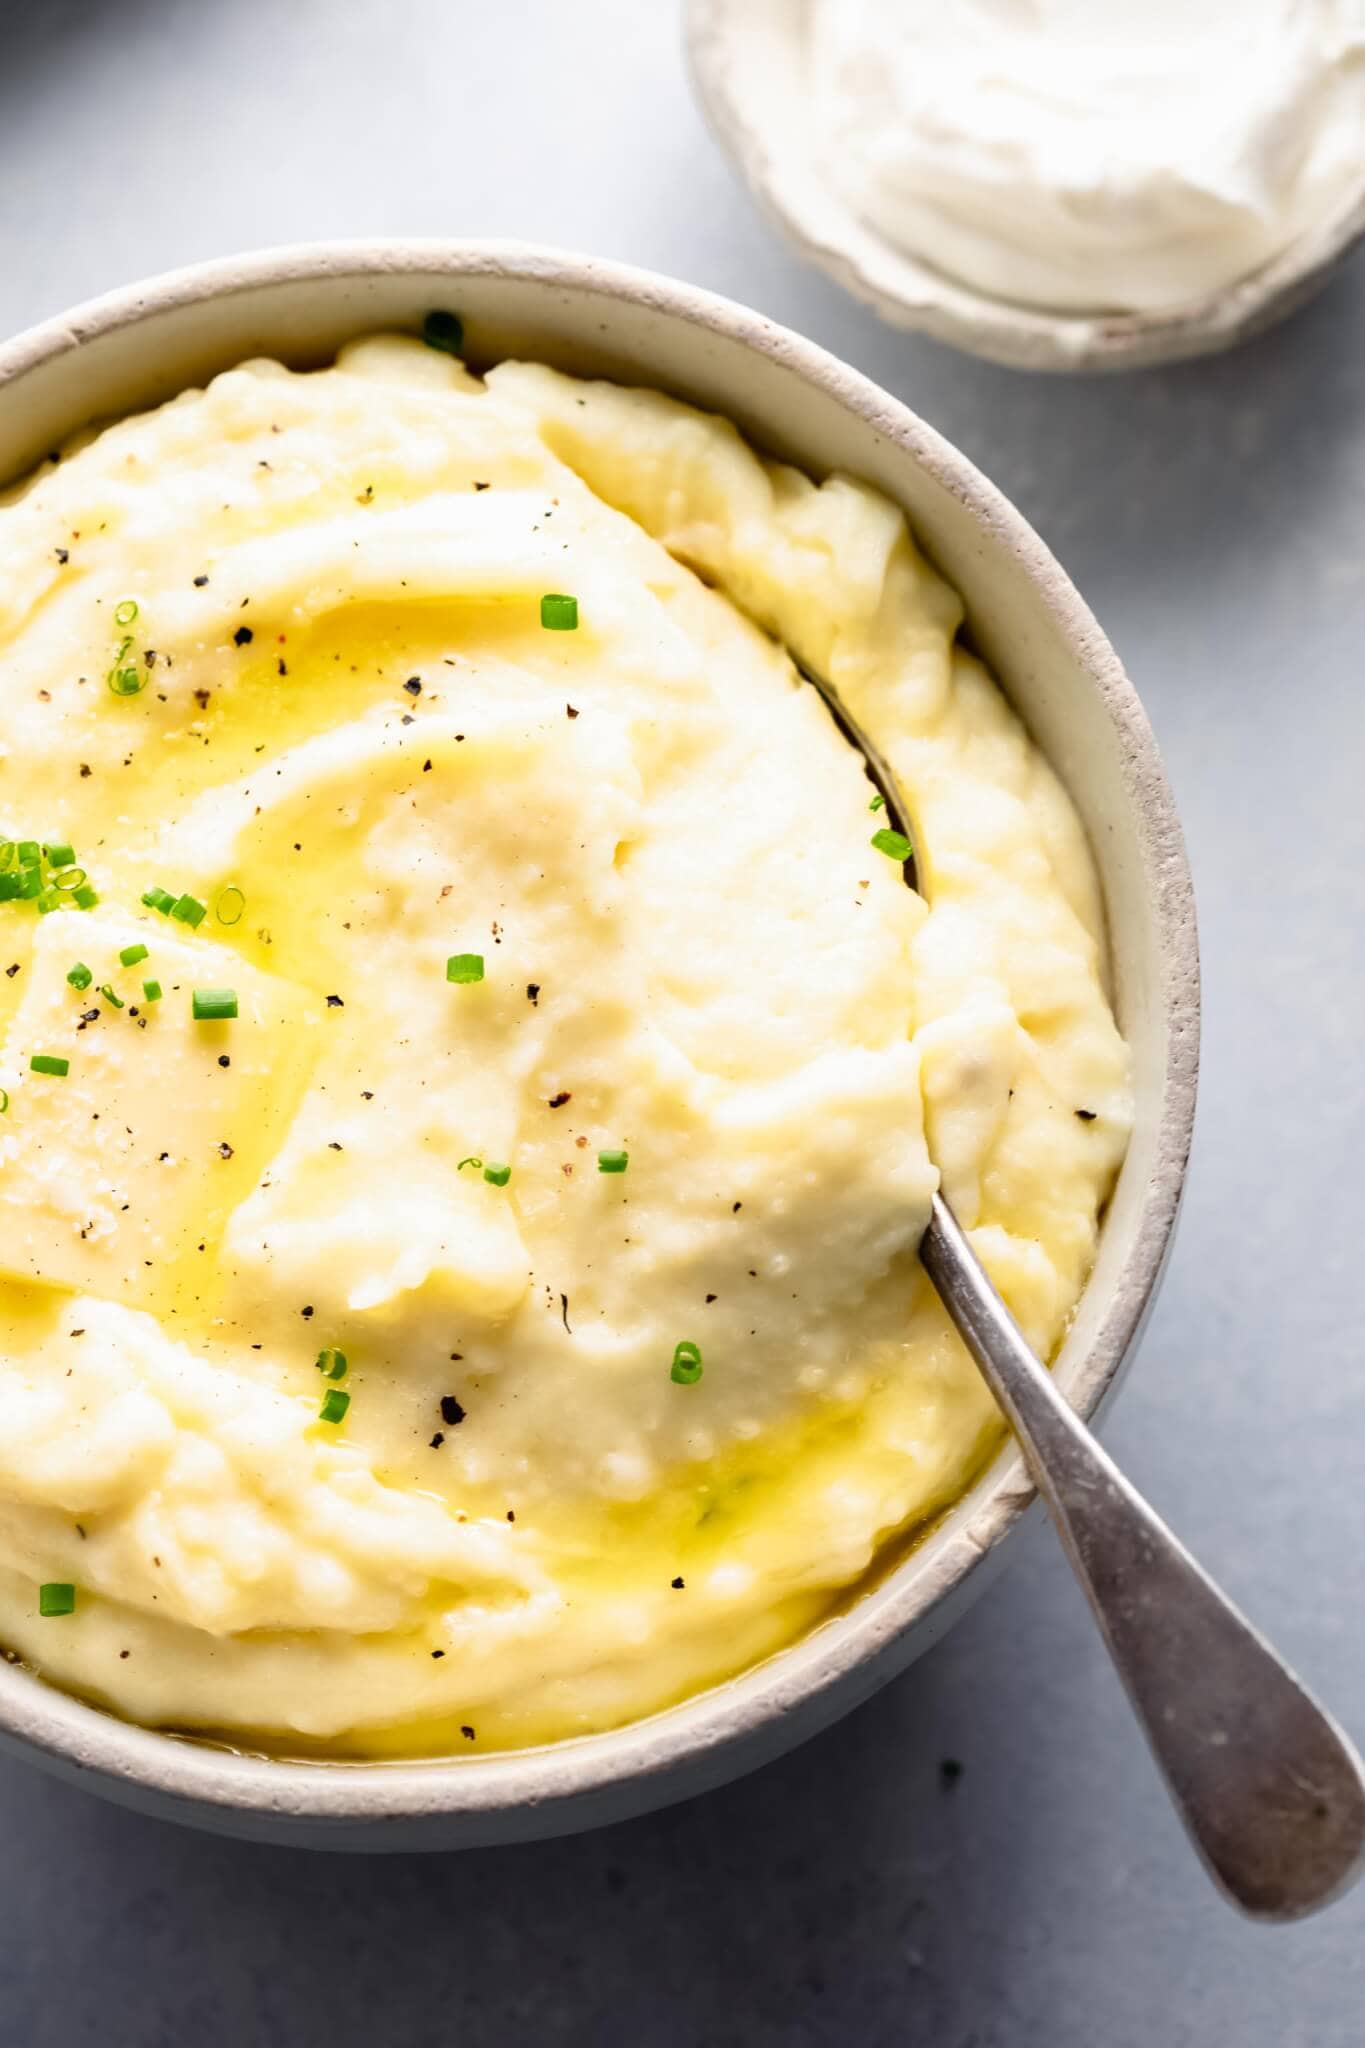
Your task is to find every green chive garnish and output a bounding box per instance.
[540,593,579,631]
[670,1340,703,1386]
[119,943,149,967]
[483,1162,511,1187]
[72,885,99,910]
[142,887,177,914]
[99,984,124,1009]
[318,1387,350,1425]
[456,1155,483,1172]
[316,1347,348,1381]
[170,893,207,927]
[421,309,464,356]
[52,867,88,893]
[17,868,43,900]
[66,963,93,991]
[446,953,485,985]
[38,1582,76,1617]
[192,988,238,1021]
[0,1089,8,1113]
[113,599,139,627]
[870,826,913,863]
[868,794,885,813]
[30,1055,70,1077]
[107,665,145,697]
[44,841,76,869]
[36,890,61,915]
[597,1150,629,1174]
[214,884,245,926]
[17,841,40,865]
[142,979,162,1003]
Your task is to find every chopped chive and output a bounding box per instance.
[456,1155,484,1172]
[316,1347,348,1381]
[44,841,76,868]
[446,953,485,985]
[99,984,125,1010]
[16,841,40,865]
[52,867,88,893]
[597,1150,629,1174]
[17,868,43,900]
[670,1340,703,1386]
[0,1089,8,1112]
[30,1055,70,1077]
[0,875,19,903]
[192,988,238,1021]
[113,598,139,627]
[107,665,146,697]
[870,826,914,863]
[36,889,61,915]
[214,884,245,926]
[421,308,464,356]
[72,885,99,910]
[38,1582,76,1617]
[318,1387,351,1425]
[119,943,149,967]
[142,886,177,914]
[482,1162,511,1187]
[868,794,885,813]
[0,841,13,870]
[170,893,207,927]
[66,962,93,990]
[142,979,162,1003]
[540,592,579,631]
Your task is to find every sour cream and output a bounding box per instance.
[810,0,1365,313]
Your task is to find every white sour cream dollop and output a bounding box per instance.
[810,0,1365,313]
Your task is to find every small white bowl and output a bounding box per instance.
[686,0,1365,373]
[0,241,1197,1845]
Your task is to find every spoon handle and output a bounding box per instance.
[921,1193,1365,1921]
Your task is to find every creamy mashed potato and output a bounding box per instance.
[0,334,1130,1754]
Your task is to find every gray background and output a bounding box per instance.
[1,3,1362,2043]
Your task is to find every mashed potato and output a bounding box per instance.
[0,334,1130,1754]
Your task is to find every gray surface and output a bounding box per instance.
[0,2,1361,2042]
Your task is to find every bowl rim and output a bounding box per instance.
[684,0,1365,373]
[0,238,1199,1834]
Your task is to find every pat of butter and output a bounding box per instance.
[0,911,321,1308]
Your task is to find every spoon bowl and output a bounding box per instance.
[797,654,1365,1921]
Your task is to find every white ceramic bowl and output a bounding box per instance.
[0,242,1198,1846]
[686,0,1365,374]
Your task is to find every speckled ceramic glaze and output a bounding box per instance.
[685,0,1365,374]
[0,242,1198,1846]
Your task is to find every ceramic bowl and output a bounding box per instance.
[686,0,1365,374]
[0,241,1198,1846]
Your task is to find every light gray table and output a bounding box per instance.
[2,4,1362,2043]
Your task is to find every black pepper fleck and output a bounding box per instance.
[233,626,253,646]
[439,1395,466,1427]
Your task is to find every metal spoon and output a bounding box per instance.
[804,659,1365,1922]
